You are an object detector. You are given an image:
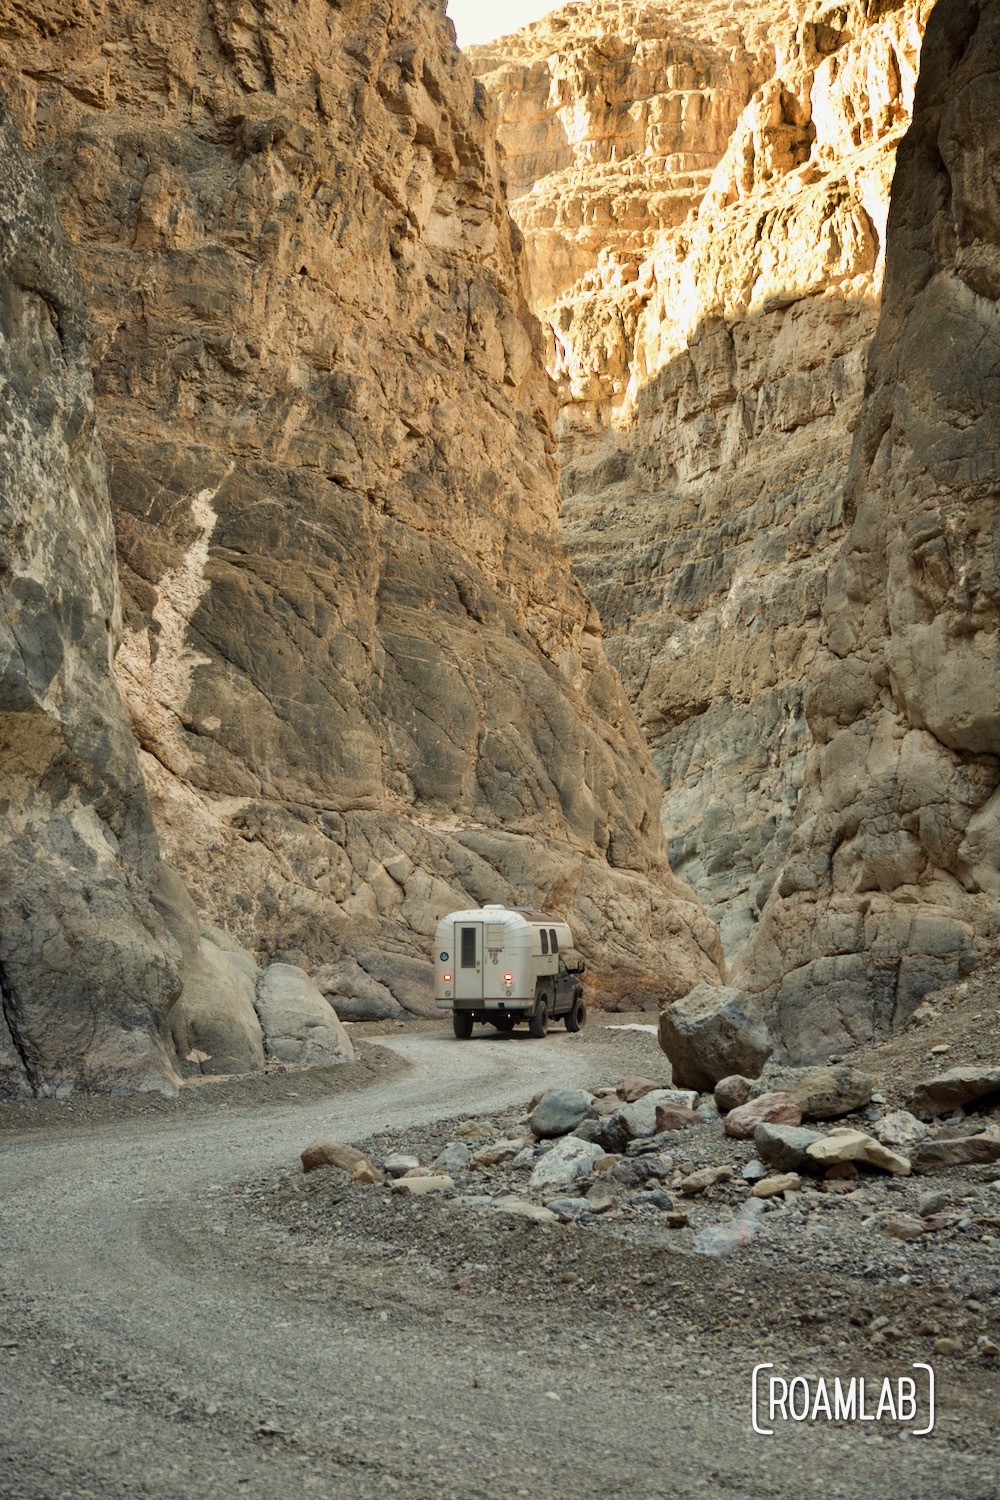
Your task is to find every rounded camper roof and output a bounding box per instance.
[437,904,571,927]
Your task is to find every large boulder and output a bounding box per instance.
[155,869,264,1076]
[908,1067,1000,1119]
[659,984,773,1091]
[255,963,355,1066]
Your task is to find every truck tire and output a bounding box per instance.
[565,998,587,1032]
[453,1010,474,1039]
[528,997,549,1038]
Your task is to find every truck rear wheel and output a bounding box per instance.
[528,997,549,1038]
[565,998,587,1032]
[453,1010,474,1039]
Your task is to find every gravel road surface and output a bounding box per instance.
[1,1025,997,1500]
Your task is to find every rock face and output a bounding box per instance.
[1,0,723,1011]
[0,91,184,1098]
[473,0,932,962]
[738,0,1000,1054]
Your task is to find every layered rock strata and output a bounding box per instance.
[1,0,723,1012]
[475,0,931,964]
[470,0,791,332]
[737,0,1000,1055]
[0,91,182,1097]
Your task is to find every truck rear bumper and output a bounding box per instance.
[435,999,533,1013]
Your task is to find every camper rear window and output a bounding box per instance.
[549,928,558,952]
[540,929,549,955]
[460,927,477,968]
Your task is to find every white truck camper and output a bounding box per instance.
[434,904,587,1039]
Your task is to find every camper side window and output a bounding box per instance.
[539,929,549,955]
[549,928,558,952]
[460,927,477,968]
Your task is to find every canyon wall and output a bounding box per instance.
[475,0,932,967]
[0,0,723,1020]
[738,0,1000,1055]
[0,91,182,1097]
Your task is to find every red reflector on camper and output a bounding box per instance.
[442,973,452,982]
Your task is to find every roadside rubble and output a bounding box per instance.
[286,1058,1000,1310]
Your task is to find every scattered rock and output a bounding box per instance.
[754,1122,824,1173]
[909,1067,1000,1118]
[750,1173,800,1198]
[724,1092,802,1140]
[872,1213,926,1242]
[529,1089,597,1139]
[787,1065,872,1120]
[496,1200,557,1225]
[654,1103,700,1131]
[679,1165,734,1196]
[616,1076,662,1103]
[584,1179,618,1212]
[872,1111,929,1152]
[471,1139,525,1168]
[545,1198,593,1222]
[528,1136,604,1194]
[714,1076,754,1112]
[824,1162,859,1181]
[664,1210,689,1229]
[658,984,773,1091]
[692,1214,758,1257]
[911,1133,1000,1173]
[742,1160,769,1183]
[432,1142,471,1175]
[805,1129,911,1176]
[932,1338,963,1357]
[595,1091,695,1151]
[383,1153,421,1179]
[391,1175,454,1196]
[300,1140,377,1178]
[917,1190,949,1218]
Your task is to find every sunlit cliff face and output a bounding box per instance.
[473,0,930,431]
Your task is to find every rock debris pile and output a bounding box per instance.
[291,1061,1000,1312]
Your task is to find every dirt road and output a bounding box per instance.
[1,1026,997,1500]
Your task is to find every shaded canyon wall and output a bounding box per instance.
[0,0,724,1021]
[737,0,1000,1056]
[0,91,183,1097]
[475,0,932,971]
